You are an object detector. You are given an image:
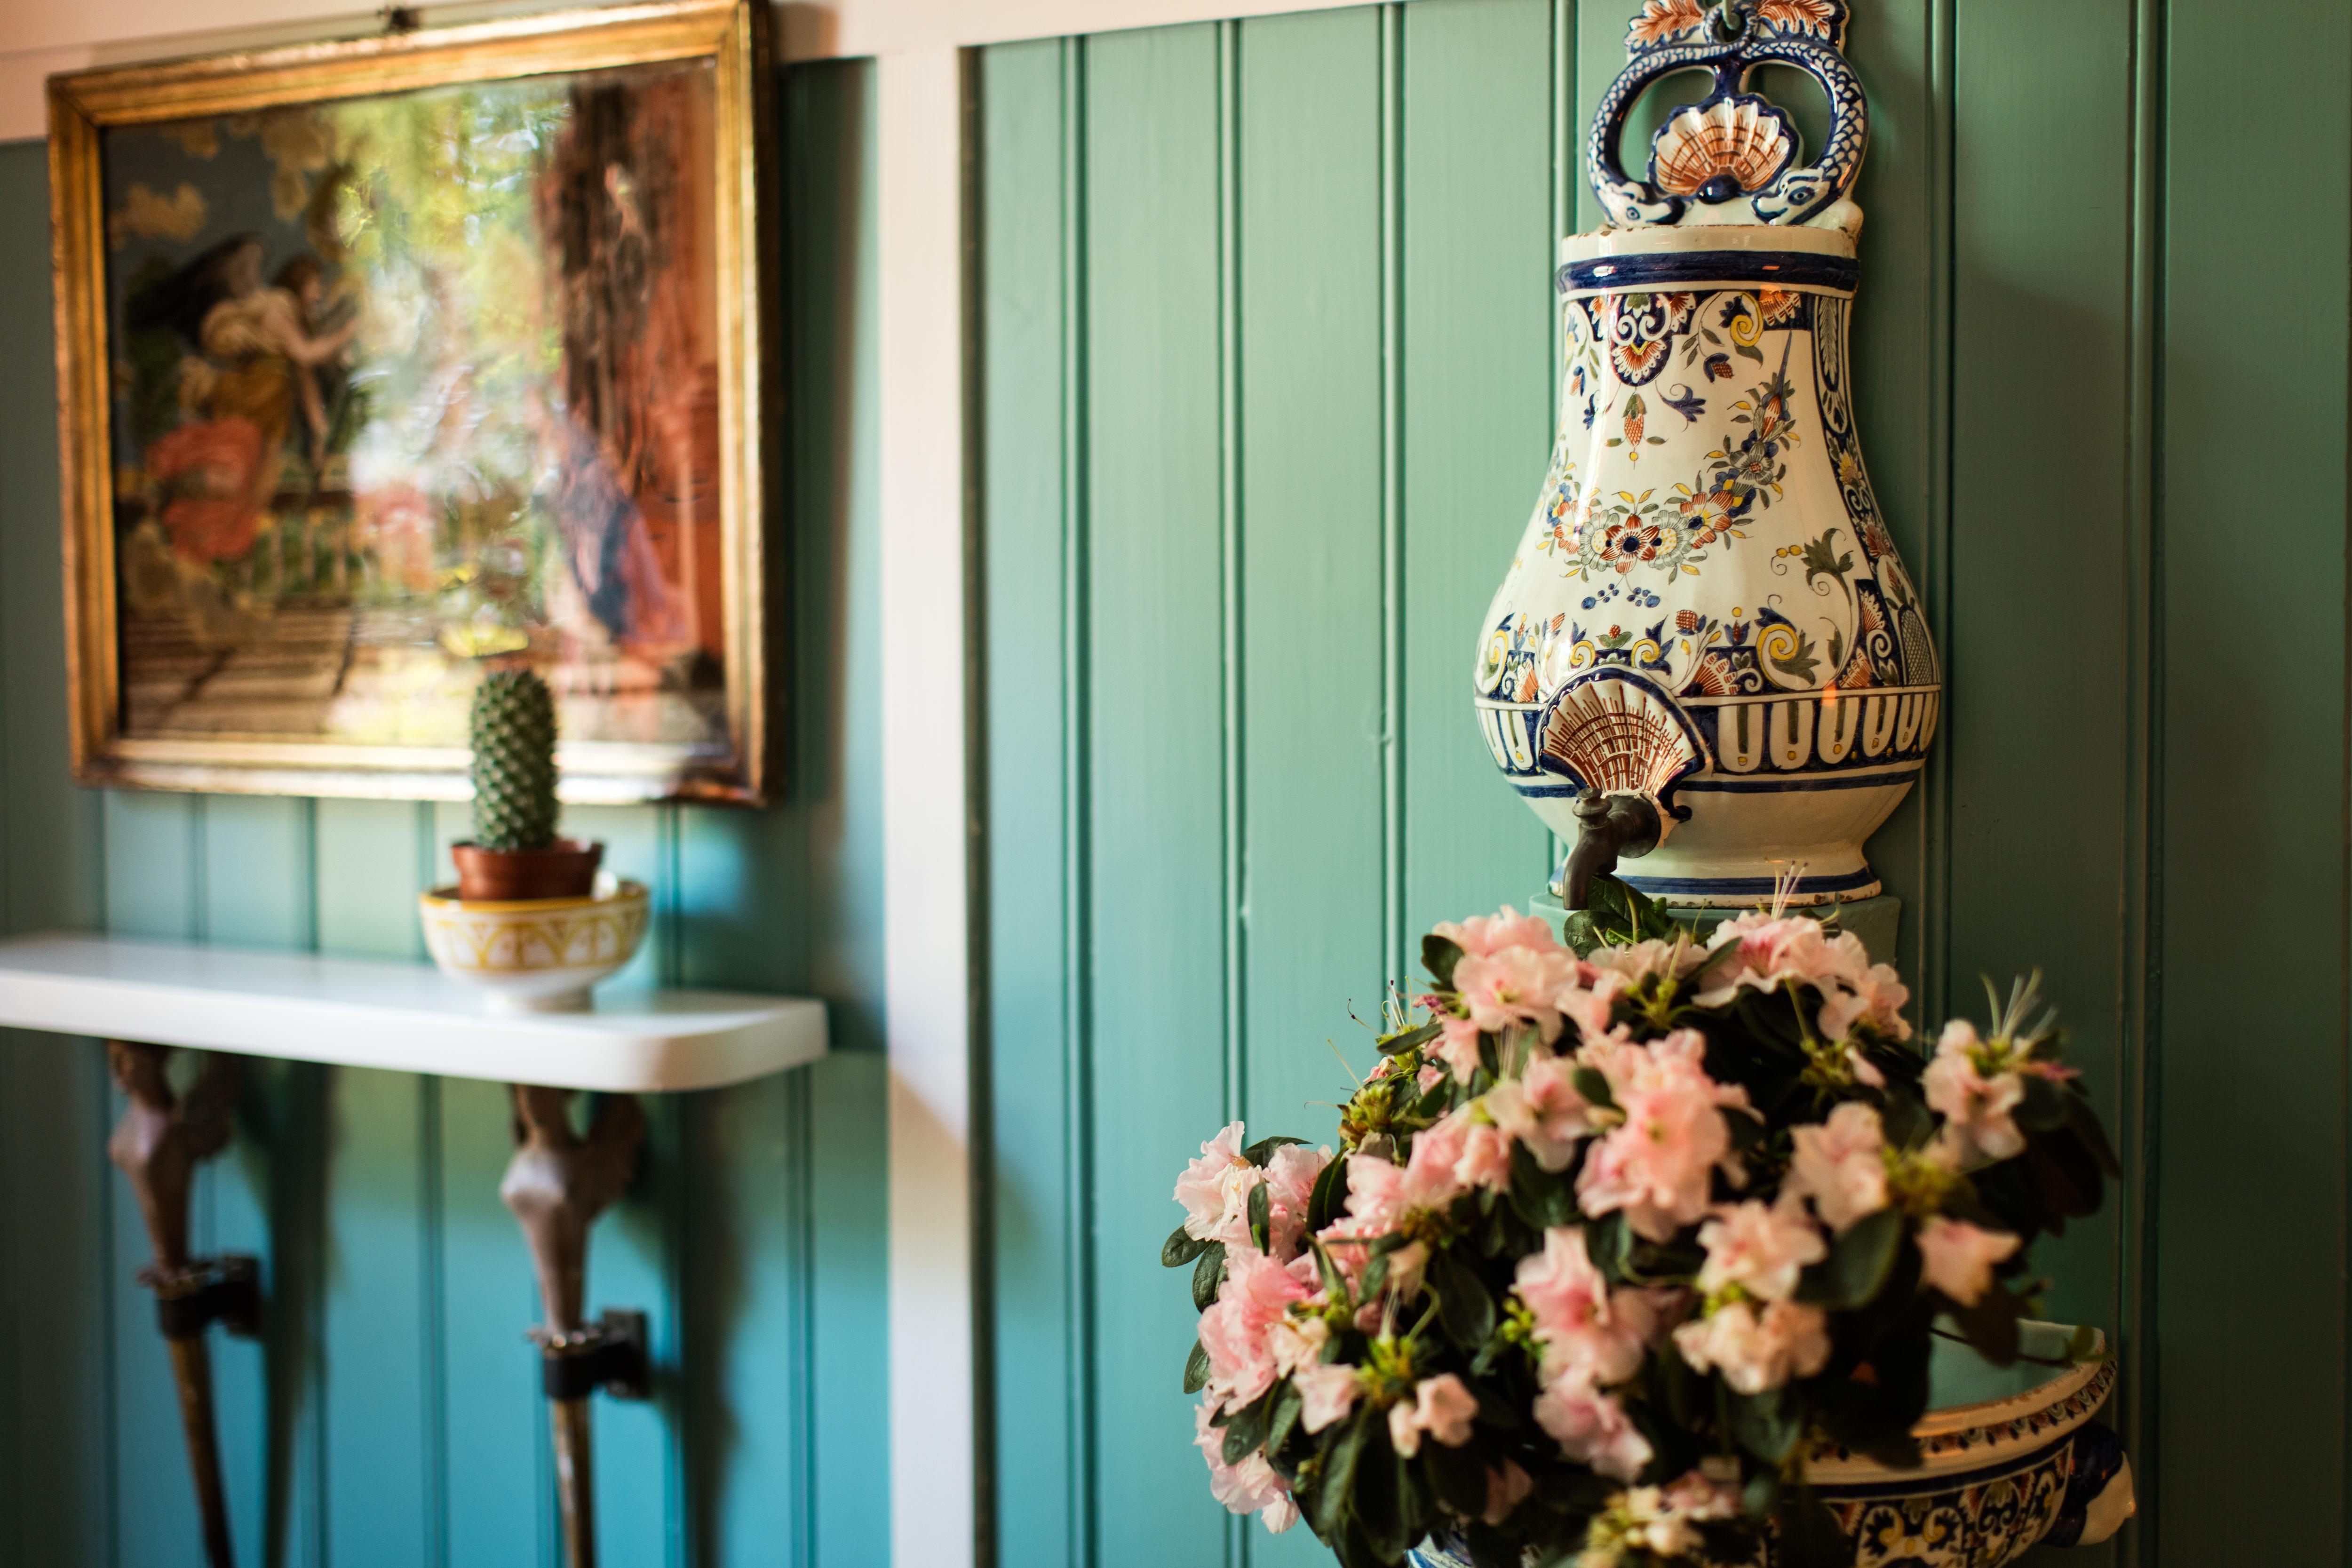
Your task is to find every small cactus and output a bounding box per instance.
[469,669,559,852]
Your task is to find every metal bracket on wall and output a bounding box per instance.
[105,1040,257,1568]
[502,1084,648,1568]
[535,1309,652,1402]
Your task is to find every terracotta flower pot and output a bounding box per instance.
[451,839,603,902]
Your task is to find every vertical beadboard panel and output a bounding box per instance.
[1081,21,1234,1568]
[1947,0,2133,1417]
[437,1076,548,1568]
[1236,6,1385,1145]
[1842,0,1945,1010]
[2155,0,2351,1560]
[101,795,207,1568]
[1399,0,1557,930]
[0,135,111,1568]
[977,36,1081,1568]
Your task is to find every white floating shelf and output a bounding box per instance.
[0,933,827,1093]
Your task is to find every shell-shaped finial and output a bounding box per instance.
[1648,95,1796,201]
[1537,671,1705,800]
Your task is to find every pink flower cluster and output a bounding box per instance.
[1693,907,1913,1079]
[1513,1228,1663,1479]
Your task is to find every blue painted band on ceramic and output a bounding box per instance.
[1615,866,1880,897]
[1510,769,1914,797]
[1677,771,1918,793]
[1556,250,1860,296]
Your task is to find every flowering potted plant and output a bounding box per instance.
[1167,877,2122,1568]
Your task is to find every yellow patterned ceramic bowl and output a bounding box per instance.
[417,875,650,1013]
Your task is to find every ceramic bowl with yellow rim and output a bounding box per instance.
[417,875,650,1013]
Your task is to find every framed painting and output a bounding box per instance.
[48,0,778,804]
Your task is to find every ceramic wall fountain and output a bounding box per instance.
[1476,0,1939,909]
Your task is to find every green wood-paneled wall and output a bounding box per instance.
[976,2,2351,1566]
[0,61,890,1568]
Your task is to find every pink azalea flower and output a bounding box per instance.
[1576,1030,1753,1241]
[1402,1113,1472,1210]
[1513,1226,1656,1386]
[1416,1061,1448,1092]
[1606,1472,1742,1556]
[1485,1052,1597,1172]
[1193,1400,1300,1533]
[1455,1122,1515,1192]
[1198,1248,1309,1412]
[1671,1298,1830,1394]
[1587,935,1704,986]
[1434,906,1563,958]
[1342,1154,1408,1234]
[1430,1014,1486,1083]
[1819,960,1914,1043]
[1916,1217,2022,1306]
[1694,1194,1826,1303]
[1454,946,1578,1042]
[1924,1020,2026,1165]
[1292,1361,1361,1433]
[1559,969,1632,1042]
[1482,1459,1534,1526]
[1174,1121,1256,1243]
[1265,1312,1329,1378]
[1532,1370,1653,1480]
[1388,1372,1479,1458]
[1692,914,1868,1007]
[1785,1101,1890,1234]
[1259,1143,1329,1260]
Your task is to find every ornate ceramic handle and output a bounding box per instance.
[1587,0,1867,228]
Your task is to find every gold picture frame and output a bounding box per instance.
[50,0,778,804]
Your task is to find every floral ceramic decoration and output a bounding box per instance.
[1477,0,1939,907]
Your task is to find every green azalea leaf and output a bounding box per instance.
[1422,933,1465,988]
[2065,1090,2123,1178]
[1183,1339,1210,1394]
[2015,1075,2069,1132]
[1774,1485,1857,1568]
[1378,1018,1443,1058]
[1163,1224,1209,1268]
[1561,909,1603,956]
[1247,1179,1273,1253]
[1360,1251,1392,1304]
[1947,1283,2026,1366]
[1571,1066,1618,1111]
[1243,1135,1307,1165]
[1796,1206,1902,1309]
[1309,1154,1351,1232]
[1731,1385,1803,1464]
[1424,1439,1489,1521]
[1431,1248,1497,1352]
[1312,1238,1347,1299]
[1267,1380,1304,1459]
[1192,1241,1228,1311]
[1314,1411,1371,1536]
[1741,1468,1782,1520]
[1222,1388,1273,1465]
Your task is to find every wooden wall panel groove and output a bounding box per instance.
[0,53,888,1566]
[979,1,2352,1563]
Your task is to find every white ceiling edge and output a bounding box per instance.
[0,0,1382,142]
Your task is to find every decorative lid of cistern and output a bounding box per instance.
[1588,0,1867,237]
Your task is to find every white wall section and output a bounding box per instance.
[877,40,976,1568]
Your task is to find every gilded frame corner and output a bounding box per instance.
[48,0,781,806]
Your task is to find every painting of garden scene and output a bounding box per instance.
[99,57,731,763]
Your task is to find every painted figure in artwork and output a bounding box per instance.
[99,64,730,753]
